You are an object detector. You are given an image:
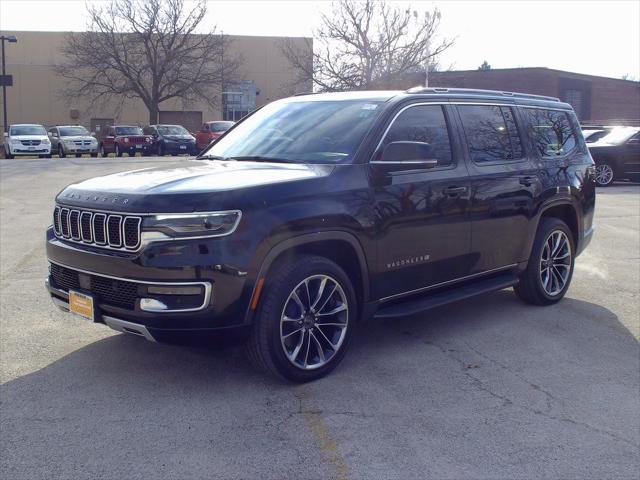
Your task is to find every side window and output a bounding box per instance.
[523,108,577,157]
[381,105,453,166]
[458,105,523,163]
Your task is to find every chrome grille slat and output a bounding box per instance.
[53,206,141,251]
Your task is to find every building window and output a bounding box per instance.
[222,80,259,122]
[563,89,584,118]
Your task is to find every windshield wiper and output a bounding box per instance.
[196,154,226,160]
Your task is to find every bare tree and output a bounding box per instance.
[56,0,242,123]
[281,0,453,92]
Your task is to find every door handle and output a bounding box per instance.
[443,186,468,196]
[519,176,535,186]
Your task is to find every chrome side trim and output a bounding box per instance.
[379,264,518,303]
[103,316,157,342]
[48,260,213,313]
[372,101,574,156]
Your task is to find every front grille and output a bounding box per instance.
[50,264,138,310]
[72,140,92,146]
[53,205,141,251]
[21,139,41,146]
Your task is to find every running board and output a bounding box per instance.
[374,273,519,320]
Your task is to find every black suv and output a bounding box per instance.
[45,88,596,382]
[587,127,640,186]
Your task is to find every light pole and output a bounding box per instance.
[1,35,18,133]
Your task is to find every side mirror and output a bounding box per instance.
[378,141,438,166]
[626,138,640,146]
[3,132,8,138]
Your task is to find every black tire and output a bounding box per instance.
[90,152,98,158]
[594,162,615,187]
[158,143,165,156]
[246,255,357,382]
[514,217,575,306]
[5,150,14,159]
[75,153,82,158]
[58,145,66,158]
[115,144,122,157]
[99,144,106,157]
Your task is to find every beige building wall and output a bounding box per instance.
[0,31,311,131]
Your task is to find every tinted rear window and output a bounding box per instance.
[458,105,523,162]
[115,126,143,136]
[523,108,577,157]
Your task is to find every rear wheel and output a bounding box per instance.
[99,144,106,157]
[158,143,165,156]
[115,144,122,157]
[514,217,574,305]
[90,152,98,158]
[246,255,356,382]
[58,145,66,158]
[595,163,615,187]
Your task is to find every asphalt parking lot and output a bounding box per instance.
[1,156,638,480]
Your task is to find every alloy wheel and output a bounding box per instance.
[595,164,614,186]
[539,230,572,296]
[280,274,349,370]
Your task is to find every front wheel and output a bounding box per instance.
[58,145,66,158]
[514,217,575,305]
[246,255,357,382]
[595,163,615,187]
[115,144,122,157]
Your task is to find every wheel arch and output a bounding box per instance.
[537,201,580,249]
[244,231,370,324]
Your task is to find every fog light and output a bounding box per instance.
[140,298,168,311]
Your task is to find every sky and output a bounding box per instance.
[1,0,639,80]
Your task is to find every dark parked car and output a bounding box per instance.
[143,124,197,156]
[48,125,99,158]
[587,127,640,186]
[99,125,153,157]
[194,121,234,151]
[45,88,595,382]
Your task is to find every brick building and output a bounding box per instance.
[409,68,640,125]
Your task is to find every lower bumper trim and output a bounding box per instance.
[49,296,156,342]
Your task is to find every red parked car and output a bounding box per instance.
[99,126,153,157]
[194,121,234,151]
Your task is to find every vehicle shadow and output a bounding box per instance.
[2,290,638,479]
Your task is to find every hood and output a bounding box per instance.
[56,160,334,212]
[60,136,97,142]
[164,135,195,141]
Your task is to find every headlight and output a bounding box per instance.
[143,210,241,239]
[145,137,151,143]
[124,137,129,143]
[10,139,21,145]
[64,139,76,145]
[42,138,51,144]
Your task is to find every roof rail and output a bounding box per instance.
[405,86,560,102]
[293,91,319,96]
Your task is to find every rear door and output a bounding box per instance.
[622,132,640,179]
[455,103,541,274]
[370,103,472,300]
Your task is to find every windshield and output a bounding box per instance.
[10,125,46,136]
[59,126,90,137]
[203,100,383,163]
[596,127,639,145]
[157,125,190,135]
[115,126,143,136]
[210,122,234,132]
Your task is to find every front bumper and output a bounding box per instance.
[8,145,51,155]
[63,145,99,154]
[45,227,255,340]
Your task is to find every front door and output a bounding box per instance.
[371,104,472,300]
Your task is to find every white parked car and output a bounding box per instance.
[4,124,52,158]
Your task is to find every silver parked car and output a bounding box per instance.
[48,125,99,158]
